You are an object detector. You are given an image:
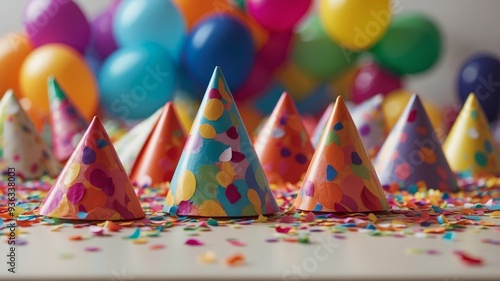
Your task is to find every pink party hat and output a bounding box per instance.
[374,94,458,192]
[164,67,280,217]
[0,90,60,179]
[48,77,88,162]
[38,116,145,220]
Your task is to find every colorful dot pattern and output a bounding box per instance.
[129,102,186,186]
[49,79,87,162]
[164,68,279,217]
[443,93,499,176]
[39,116,145,221]
[0,91,60,179]
[254,92,314,186]
[294,96,389,213]
[375,95,458,192]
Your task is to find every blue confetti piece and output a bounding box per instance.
[77,212,88,219]
[463,215,481,221]
[443,232,456,241]
[437,214,446,225]
[431,206,441,213]
[128,228,141,240]
[365,224,377,230]
[340,223,357,228]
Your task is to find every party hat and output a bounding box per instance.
[350,94,386,158]
[443,93,499,176]
[311,102,334,147]
[253,92,314,186]
[114,108,163,174]
[0,90,61,179]
[164,67,280,217]
[48,77,88,162]
[39,116,145,220]
[375,94,458,192]
[129,102,187,186]
[294,96,389,212]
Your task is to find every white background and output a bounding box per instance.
[1,0,500,107]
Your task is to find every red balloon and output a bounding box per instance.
[351,63,403,104]
[247,0,312,32]
[235,58,273,101]
[258,30,293,71]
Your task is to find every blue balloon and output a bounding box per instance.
[458,53,500,122]
[99,42,177,120]
[114,0,185,61]
[183,15,255,91]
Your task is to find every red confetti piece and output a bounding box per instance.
[304,212,315,222]
[275,225,292,234]
[69,235,83,241]
[224,253,245,266]
[185,238,204,246]
[454,250,483,266]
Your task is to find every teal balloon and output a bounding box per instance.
[114,0,186,61]
[292,16,359,81]
[371,13,442,75]
[99,43,177,120]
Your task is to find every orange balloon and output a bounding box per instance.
[173,0,268,48]
[0,33,33,99]
[19,44,98,121]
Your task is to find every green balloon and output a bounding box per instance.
[232,0,246,10]
[292,16,359,81]
[371,13,442,75]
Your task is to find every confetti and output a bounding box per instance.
[84,246,101,252]
[224,253,245,266]
[185,238,204,246]
[197,251,217,264]
[275,225,292,234]
[442,232,456,241]
[454,250,483,266]
[207,218,219,226]
[149,244,166,250]
[227,238,246,247]
[126,228,141,240]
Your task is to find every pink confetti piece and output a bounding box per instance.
[279,215,294,224]
[304,212,315,222]
[275,225,292,234]
[481,238,500,245]
[185,238,204,246]
[227,239,246,247]
[89,226,104,236]
[333,235,346,239]
[84,246,101,252]
[426,249,441,255]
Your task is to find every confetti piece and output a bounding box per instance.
[454,251,483,266]
[227,238,246,247]
[437,214,448,225]
[265,238,279,243]
[59,253,74,260]
[275,225,291,234]
[207,218,219,226]
[133,238,148,244]
[443,232,456,241]
[333,235,346,239]
[279,215,294,224]
[84,246,101,252]
[127,228,141,240]
[481,238,500,245]
[304,212,315,222]
[255,215,268,223]
[197,251,217,264]
[406,247,425,255]
[50,225,64,232]
[149,243,166,250]
[105,221,122,232]
[185,238,204,246]
[224,253,245,266]
[69,235,84,241]
[368,213,378,223]
[89,226,104,236]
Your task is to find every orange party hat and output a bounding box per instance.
[48,77,88,162]
[294,96,389,212]
[164,67,279,217]
[443,93,499,176]
[254,92,314,186]
[38,116,145,221]
[129,102,187,186]
[0,90,61,179]
[375,94,458,192]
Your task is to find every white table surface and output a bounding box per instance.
[1,217,499,281]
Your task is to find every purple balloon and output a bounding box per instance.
[91,4,120,60]
[352,63,403,104]
[23,0,91,53]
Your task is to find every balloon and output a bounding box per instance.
[372,13,442,75]
[99,43,177,120]
[382,89,443,133]
[258,30,293,71]
[19,44,98,121]
[234,58,273,101]
[247,0,312,32]
[114,0,186,61]
[90,2,120,60]
[352,63,403,104]
[319,0,391,51]
[295,84,333,115]
[328,66,360,99]
[293,16,359,81]
[85,49,102,76]
[183,15,255,91]
[253,82,287,115]
[0,33,33,99]
[236,102,264,139]
[276,62,319,100]
[457,53,500,122]
[23,0,90,53]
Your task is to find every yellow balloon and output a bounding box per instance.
[19,44,98,121]
[319,0,391,51]
[382,89,443,137]
[0,33,33,99]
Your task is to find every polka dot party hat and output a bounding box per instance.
[0,90,61,180]
[294,96,389,213]
[374,94,458,192]
[129,102,187,186]
[48,77,87,163]
[443,93,499,176]
[164,67,280,217]
[114,108,163,175]
[254,92,314,187]
[38,116,145,221]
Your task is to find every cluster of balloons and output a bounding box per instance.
[0,0,449,124]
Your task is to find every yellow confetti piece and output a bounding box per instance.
[50,225,64,232]
[197,251,217,264]
[368,213,377,223]
[133,238,148,244]
[231,225,242,229]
